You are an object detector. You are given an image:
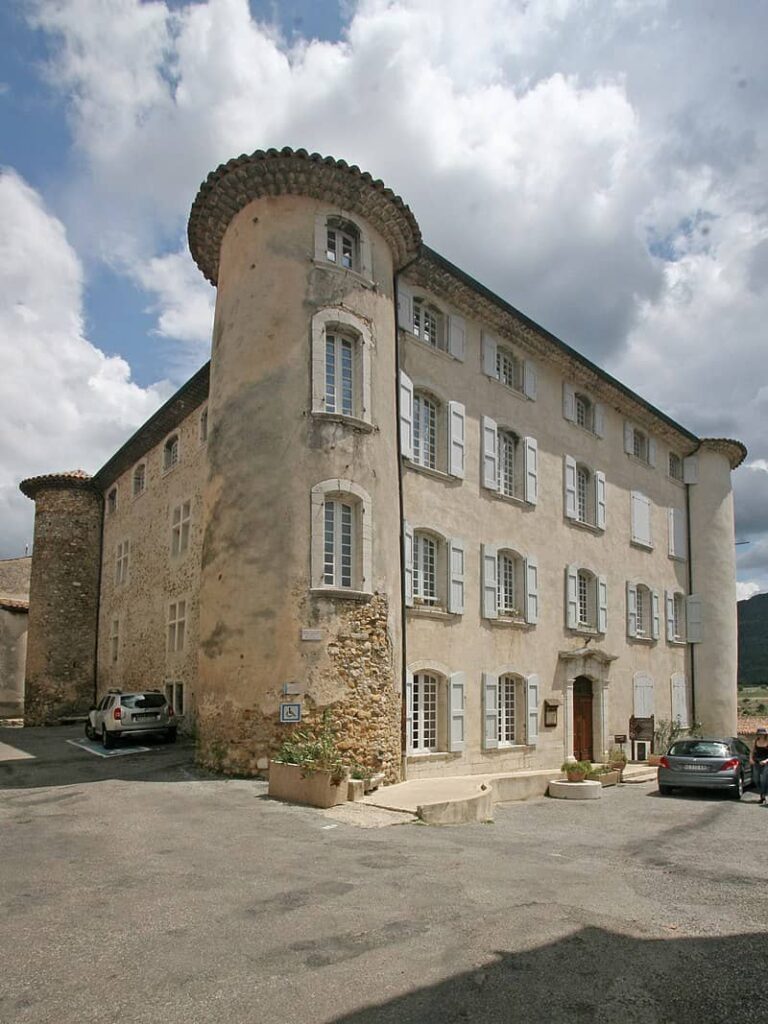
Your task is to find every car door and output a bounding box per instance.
[93,696,109,731]
[734,739,752,783]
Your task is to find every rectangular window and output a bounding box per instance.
[323,500,355,588]
[497,554,518,616]
[413,300,443,349]
[576,467,588,522]
[673,594,685,641]
[496,347,519,389]
[324,334,355,416]
[498,677,517,745]
[412,673,438,751]
[413,395,437,469]
[165,681,185,716]
[171,501,191,556]
[110,619,119,663]
[413,534,438,604]
[578,573,590,626]
[326,226,355,269]
[575,395,587,428]
[498,431,517,498]
[115,540,130,585]
[132,464,146,497]
[168,600,187,653]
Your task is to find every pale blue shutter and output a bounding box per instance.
[482,416,498,490]
[648,438,657,467]
[482,332,498,377]
[683,456,698,484]
[397,283,413,330]
[566,565,578,628]
[403,521,414,607]
[526,674,540,746]
[564,455,577,519]
[448,539,465,614]
[626,582,638,637]
[624,422,634,455]
[651,589,661,640]
[482,673,499,750]
[523,361,537,400]
[563,382,576,422]
[482,544,498,619]
[448,673,466,752]
[399,371,413,460]
[595,471,606,530]
[665,590,675,642]
[598,576,608,634]
[686,595,703,643]
[448,315,465,361]
[405,669,414,751]
[525,555,539,624]
[593,403,605,438]
[447,401,466,479]
[524,437,538,505]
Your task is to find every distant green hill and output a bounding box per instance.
[738,592,768,685]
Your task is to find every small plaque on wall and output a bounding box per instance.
[279,703,302,724]
[301,628,323,641]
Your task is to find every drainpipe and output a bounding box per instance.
[393,251,421,782]
[685,449,697,726]
[92,490,105,707]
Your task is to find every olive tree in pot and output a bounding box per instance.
[269,710,349,808]
[561,760,592,783]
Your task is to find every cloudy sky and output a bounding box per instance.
[0,0,766,597]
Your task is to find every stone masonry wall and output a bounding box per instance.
[196,595,402,782]
[24,486,102,724]
[0,557,32,600]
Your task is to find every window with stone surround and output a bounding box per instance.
[132,463,146,497]
[566,565,607,633]
[314,213,372,280]
[171,501,191,557]
[627,581,660,640]
[163,434,180,472]
[115,540,130,585]
[624,421,656,467]
[482,671,540,749]
[668,451,683,481]
[310,480,372,595]
[311,309,371,426]
[564,456,606,529]
[167,600,187,653]
[404,528,465,615]
[666,590,687,643]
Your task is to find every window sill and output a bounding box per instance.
[312,412,374,433]
[489,616,531,630]
[491,743,530,753]
[628,634,655,645]
[668,553,686,563]
[406,751,462,762]
[567,421,602,440]
[484,373,529,401]
[310,587,372,602]
[403,460,461,484]
[626,453,653,470]
[630,540,654,552]
[568,626,603,638]
[402,331,460,362]
[161,464,179,479]
[312,259,376,290]
[667,475,685,487]
[484,488,527,507]
[407,605,457,620]
[566,516,603,534]
[668,638,686,647]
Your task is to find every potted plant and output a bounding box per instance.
[561,759,592,782]
[269,710,349,809]
[606,746,627,780]
[586,764,621,787]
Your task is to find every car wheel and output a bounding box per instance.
[84,721,95,741]
[166,728,177,744]
[101,726,115,750]
[731,773,744,800]
[658,784,672,796]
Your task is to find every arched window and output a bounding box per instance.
[132,463,146,497]
[310,480,372,594]
[413,391,439,470]
[668,452,683,481]
[412,298,445,350]
[411,671,440,752]
[325,217,360,271]
[324,330,357,416]
[496,345,521,390]
[311,309,371,425]
[163,434,179,472]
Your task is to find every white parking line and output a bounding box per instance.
[0,741,35,762]
[66,738,151,758]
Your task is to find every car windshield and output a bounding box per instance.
[121,694,166,709]
[668,741,730,758]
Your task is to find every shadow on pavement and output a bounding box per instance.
[330,926,767,1024]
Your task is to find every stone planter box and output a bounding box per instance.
[268,760,348,808]
[587,769,620,787]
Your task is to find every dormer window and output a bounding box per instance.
[163,435,179,472]
[325,218,360,271]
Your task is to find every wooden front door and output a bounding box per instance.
[573,676,594,761]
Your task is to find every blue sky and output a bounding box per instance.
[1,0,767,597]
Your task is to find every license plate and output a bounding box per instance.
[133,712,159,720]
[682,764,709,772]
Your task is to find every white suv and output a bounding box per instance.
[85,690,177,748]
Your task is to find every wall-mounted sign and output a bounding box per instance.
[280,703,302,724]
[282,681,304,696]
[614,734,627,745]
[300,628,323,641]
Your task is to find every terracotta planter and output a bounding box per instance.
[587,769,620,787]
[565,771,587,783]
[268,760,348,808]
[609,761,627,780]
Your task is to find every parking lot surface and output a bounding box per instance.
[1,726,767,1024]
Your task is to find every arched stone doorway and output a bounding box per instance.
[573,676,594,762]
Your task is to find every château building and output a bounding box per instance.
[19,148,745,780]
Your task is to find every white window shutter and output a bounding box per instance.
[563,382,576,422]
[665,591,675,642]
[631,491,652,547]
[448,315,466,361]
[448,538,465,614]
[648,437,657,468]
[482,416,499,490]
[668,507,687,560]
[482,332,498,377]
[403,521,414,607]
[526,674,540,746]
[667,508,675,557]
[633,673,655,718]
[399,371,413,460]
[482,673,499,750]
[447,401,466,479]
[598,576,608,634]
[671,673,690,728]
[397,283,413,331]
[525,554,539,624]
[524,436,538,505]
[686,595,703,643]
[482,544,498,619]
[594,403,605,438]
[651,589,661,640]
[566,565,578,628]
[624,422,634,455]
[626,582,638,638]
[448,672,466,752]
[523,360,537,400]
[564,455,577,519]
[595,471,606,530]
[683,455,698,484]
[405,669,414,751]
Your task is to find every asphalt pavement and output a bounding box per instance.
[1,725,767,1024]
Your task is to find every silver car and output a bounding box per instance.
[658,737,753,799]
[85,690,177,748]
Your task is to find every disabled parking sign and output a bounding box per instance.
[279,703,302,724]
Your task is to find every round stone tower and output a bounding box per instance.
[19,471,102,724]
[188,148,421,778]
[687,439,747,735]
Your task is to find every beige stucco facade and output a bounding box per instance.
[18,148,745,780]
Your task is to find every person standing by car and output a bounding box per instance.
[751,727,768,804]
